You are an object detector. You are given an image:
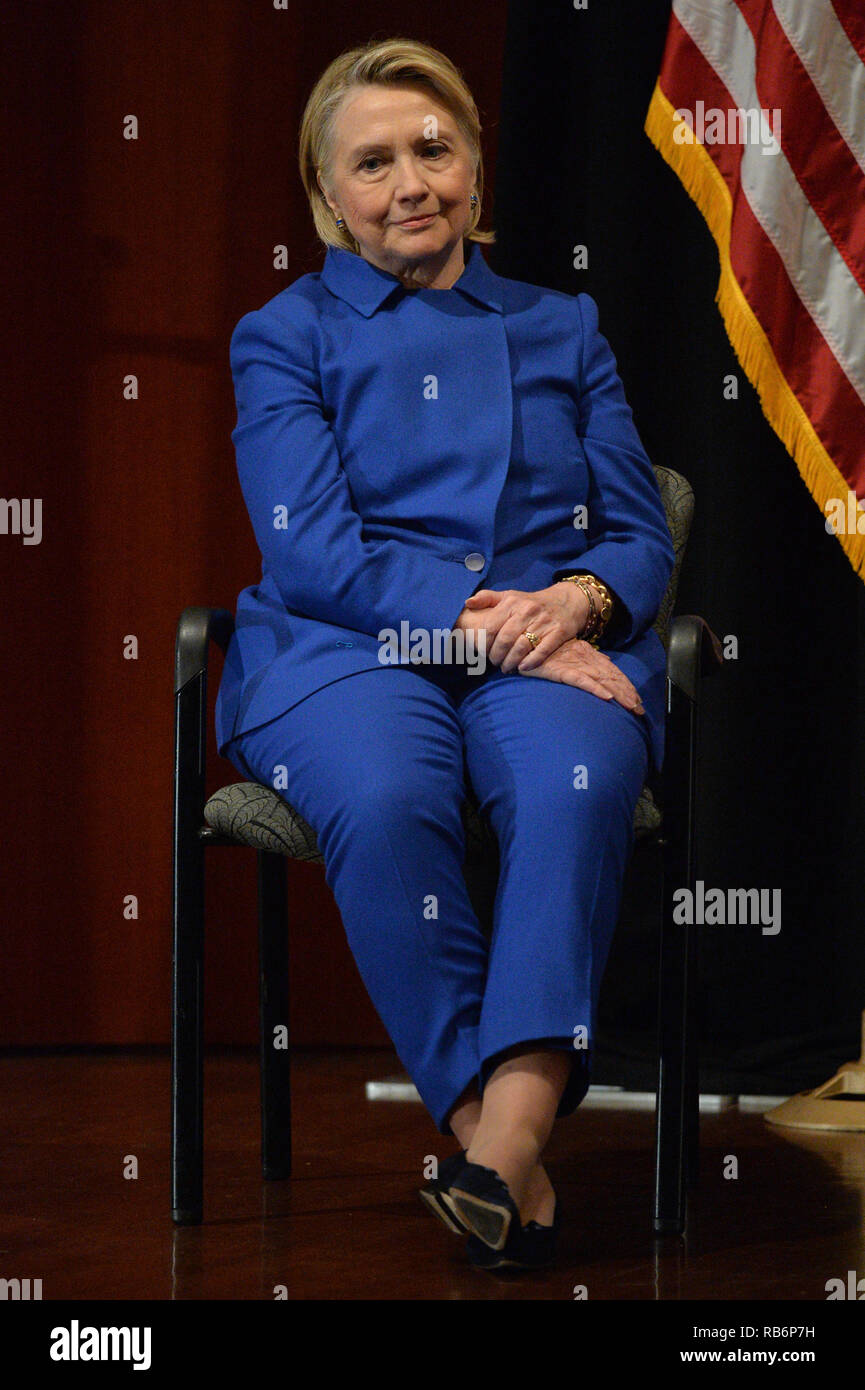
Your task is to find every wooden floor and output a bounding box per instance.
[3,1047,865,1301]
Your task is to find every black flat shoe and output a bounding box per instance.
[418,1150,470,1235]
[466,1201,561,1272]
[447,1160,523,1251]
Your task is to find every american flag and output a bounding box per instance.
[645,0,865,581]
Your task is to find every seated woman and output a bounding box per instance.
[216,36,675,1271]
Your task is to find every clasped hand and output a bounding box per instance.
[454,584,644,716]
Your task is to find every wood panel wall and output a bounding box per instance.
[1,0,505,1044]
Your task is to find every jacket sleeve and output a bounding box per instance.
[552,292,675,646]
[229,300,476,638]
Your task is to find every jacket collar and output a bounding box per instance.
[320,238,503,317]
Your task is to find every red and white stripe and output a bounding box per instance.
[660,0,865,502]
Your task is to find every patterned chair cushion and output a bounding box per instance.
[204,466,689,859]
[651,465,694,650]
[203,778,662,858]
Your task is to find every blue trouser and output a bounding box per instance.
[225,657,650,1135]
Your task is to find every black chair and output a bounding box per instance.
[171,465,723,1232]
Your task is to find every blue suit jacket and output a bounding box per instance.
[215,240,675,774]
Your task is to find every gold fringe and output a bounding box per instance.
[644,81,865,582]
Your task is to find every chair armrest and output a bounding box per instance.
[174,606,235,694]
[174,606,235,818]
[666,615,724,701]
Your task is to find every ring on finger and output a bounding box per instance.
[522,630,541,649]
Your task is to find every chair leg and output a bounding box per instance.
[171,818,205,1225]
[257,850,292,1180]
[653,679,697,1236]
[653,874,689,1234]
[684,918,700,1190]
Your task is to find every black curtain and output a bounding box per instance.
[493,0,865,1095]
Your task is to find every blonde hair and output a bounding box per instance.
[299,36,495,253]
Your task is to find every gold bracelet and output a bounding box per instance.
[557,573,615,647]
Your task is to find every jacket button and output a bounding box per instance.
[464,552,485,571]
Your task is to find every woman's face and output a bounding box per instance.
[317,83,477,285]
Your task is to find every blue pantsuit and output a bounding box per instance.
[216,236,674,1135]
[225,656,650,1134]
